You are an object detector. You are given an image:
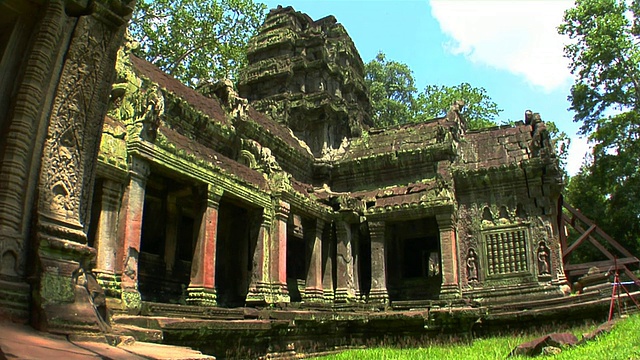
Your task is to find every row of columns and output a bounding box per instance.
[91,156,461,310]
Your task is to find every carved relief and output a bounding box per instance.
[466,248,479,282]
[109,36,165,143]
[40,17,111,221]
[537,241,551,276]
[0,0,67,278]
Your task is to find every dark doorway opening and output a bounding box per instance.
[138,175,196,304]
[387,217,442,301]
[215,198,257,307]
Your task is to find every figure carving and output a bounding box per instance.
[537,241,551,275]
[467,248,479,282]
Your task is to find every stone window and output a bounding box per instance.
[482,227,529,277]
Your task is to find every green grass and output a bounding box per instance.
[317,314,640,360]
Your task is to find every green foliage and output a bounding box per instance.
[364,52,501,130]
[365,52,418,127]
[318,314,640,359]
[559,0,640,256]
[415,83,501,130]
[129,0,266,89]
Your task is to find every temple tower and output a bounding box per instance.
[238,6,372,158]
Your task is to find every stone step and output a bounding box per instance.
[111,324,164,343]
[488,289,603,313]
[116,341,215,359]
[0,279,30,320]
[141,301,245,320]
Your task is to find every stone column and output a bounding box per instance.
[303,219,324,302]
[187,186,221,306]
[335,213,358,303]
[246,210,272,305]
[352,223,362,301]
[436,213,461,299]
[322,223,335,302]
[368,221,389,304]
[118,156,150,313]
[270,200,290,303]
[93,179,123,297]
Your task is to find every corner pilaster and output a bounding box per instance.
[436,213,461,300]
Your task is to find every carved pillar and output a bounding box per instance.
[335,213,358,303]
[436,213,461,299]
[270,200,290,302]
[246,210,272,305]
[322,222,335,302]
[117,156,150,313]
[303,219,324,302]
[93,179,123,297]
[187,186,221,306]
[368,221,388,304]
[0,4,67,320]
[29,0,134,332]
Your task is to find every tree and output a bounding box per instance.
[414,83,501,130]
[559,0,640,256]
[364,52,418,127]
[129,0,266,89]
[364,52,501,130]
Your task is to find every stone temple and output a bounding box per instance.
[0,2,606,358]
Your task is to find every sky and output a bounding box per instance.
[262,0,589,176]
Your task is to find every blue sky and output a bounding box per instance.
[262,0,588,175]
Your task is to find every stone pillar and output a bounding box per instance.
[303,219,324,302]
[93,179,123,297]
[335,213,358,303]
[368,221,388,304]
[118,156,150,313]
[322,223,335,302]
[246,210,272,305]
[436,213,461,299]
[28,0,134,332]
[187,186,221,306]
[270,200,290,302]
[352,223,363,301]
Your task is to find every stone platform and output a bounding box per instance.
[105,289,640,359]
[0,321,214,360]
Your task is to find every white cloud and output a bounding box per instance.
[566,135,593,176]
[430,0,573,92]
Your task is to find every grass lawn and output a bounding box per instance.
[317,314,640,359]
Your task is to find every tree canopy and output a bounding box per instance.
[559,0,640,257]
[129,0,266,89]
[364,52,418,128]
[364,52,502,129]
[415,83,501,130]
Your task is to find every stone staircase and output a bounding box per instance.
[0,279,30,320]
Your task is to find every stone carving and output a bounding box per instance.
[109,34,165,143]
[466,248,479,282]
[242,138,282,174]
[537,241,551,276]
[484,228,528,276]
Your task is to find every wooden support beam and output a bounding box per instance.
[563,224,596,261]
